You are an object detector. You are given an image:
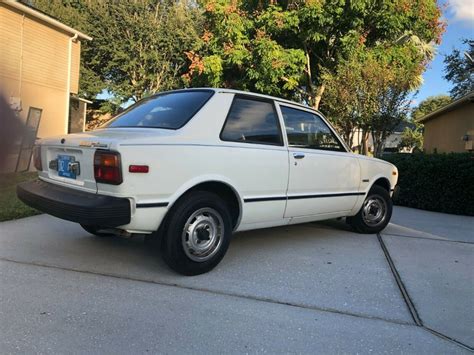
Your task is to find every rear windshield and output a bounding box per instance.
[105,90,214,129]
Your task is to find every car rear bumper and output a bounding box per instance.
[17,180,131,227]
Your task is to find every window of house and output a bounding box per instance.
[280,106,345,152]
[220,97,283,146]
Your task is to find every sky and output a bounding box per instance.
[415,0,474,104]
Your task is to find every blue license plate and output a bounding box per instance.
[57,155,76,179]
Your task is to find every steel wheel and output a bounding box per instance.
[362,195,387,227]
[181,207,224,262]
[348,185,393,234]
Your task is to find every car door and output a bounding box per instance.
[277,103,361,218]
[219,95,290,228]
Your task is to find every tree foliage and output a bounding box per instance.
[31,0,203,102]
[188,0,444,110]
[399,124,424,152]
[184,1,306,100]
[30,0,444,155]
[321,43,422,156]
[444,39,474,99]
[411,95,451,121]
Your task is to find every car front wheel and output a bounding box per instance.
[348,185,392,234]
[161,191,232,275]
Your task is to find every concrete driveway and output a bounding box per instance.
[0,206,472,354]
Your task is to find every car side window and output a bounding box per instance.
[280,106,345,152]
[221,97,283,146]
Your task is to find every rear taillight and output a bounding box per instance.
[94,150,122,185]
[33,145,42,171]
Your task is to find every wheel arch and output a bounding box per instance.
[371,177,391,192]
[166,177,243,231]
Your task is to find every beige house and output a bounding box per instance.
[419,92,474,153]
[0,1,91,141]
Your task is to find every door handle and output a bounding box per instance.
[293,153,305,159]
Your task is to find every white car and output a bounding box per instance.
[18,88,399,275]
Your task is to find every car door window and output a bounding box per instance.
[281,106,345,152]
[221,97,283,146]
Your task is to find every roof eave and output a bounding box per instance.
[5,1,92,41]
[418,91,474,123]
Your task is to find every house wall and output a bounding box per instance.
[423,102,474,153]
[0,3,81,139]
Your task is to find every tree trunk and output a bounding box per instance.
[347,129,355,152]
[360,129,370,155]
[372,132,386,158]
[312,84,325,110]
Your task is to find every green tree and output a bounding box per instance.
[322,43,424,156]
[184,1,306,100]
[370,86,412,158]
[399,122,424,152]
[444,39,474,98]
[90,0,203,102]
[411,95,451,121]
[189,0,444,109]
[32,0,203,102]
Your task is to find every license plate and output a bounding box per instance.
[57,155,76,179]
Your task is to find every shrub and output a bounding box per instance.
[383,153,474,216]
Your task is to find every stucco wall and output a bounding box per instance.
[423,102,474,153]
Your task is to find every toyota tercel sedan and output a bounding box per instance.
[18,88,398,275]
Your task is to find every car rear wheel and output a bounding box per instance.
[161,191,232,275]
[348,185,392,234]
[80,224,115,237]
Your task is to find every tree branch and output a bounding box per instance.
[281,76,309,97]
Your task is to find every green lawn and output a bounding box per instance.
[0,172,41,222]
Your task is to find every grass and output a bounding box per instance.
[0,172,41,222]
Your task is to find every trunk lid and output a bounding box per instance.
[38,128,176,192]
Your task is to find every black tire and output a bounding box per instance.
[161,191,232,276]
[80,224,115,237]
[348,185,392,234]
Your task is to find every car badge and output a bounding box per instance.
[79,141,108,148]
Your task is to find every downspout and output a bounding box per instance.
[65,33,78,134]
[82,102,87,132]
[19,14,25,105]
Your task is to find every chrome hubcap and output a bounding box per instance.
[182,208,224,262]
[362,195,387,227]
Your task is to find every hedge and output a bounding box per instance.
[383,153,474,216]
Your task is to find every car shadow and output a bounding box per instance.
[78,217,361,277]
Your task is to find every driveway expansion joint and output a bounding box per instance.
[377,233,422,326]
[0,256,414,327]
[382,232,474,245]
[377,233,474,352]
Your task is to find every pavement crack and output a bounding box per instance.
[0,256,413,327]
[424,327,474,352]
[377,233,474,352]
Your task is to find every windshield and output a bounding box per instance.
[104,90,214,129]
